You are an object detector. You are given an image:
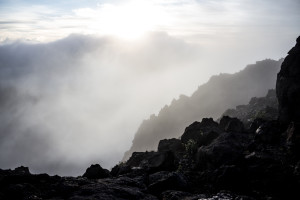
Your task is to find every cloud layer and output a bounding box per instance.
[0,33,206,175]
[0,0,299,42]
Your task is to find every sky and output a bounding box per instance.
[0,0,299,175]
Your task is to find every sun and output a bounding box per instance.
[93,2,163,39]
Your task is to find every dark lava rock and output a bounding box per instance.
[14,166,31,176]
[0,167,158,200]
[219,116,244,132]
[126,151,176,172]
[254,120,282,144]
[181,118,221,146]
[83,164,110,179]
[221,89,278,127]
[196,132,250,169]
[285,122,300,155]
[277,36,300,125]
[158,138,184,153]
[148,171,188,195]
[249,118,266,133]
[243,150,298,199]
[110,163,132,177]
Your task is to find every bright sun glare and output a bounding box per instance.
[93,2,164,39]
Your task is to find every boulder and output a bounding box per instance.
[110,163,131,177]
[244,150,298,199]
[221,89,279,127]
[249,118,266,133]
[126,151,176,172]
[219,116,244,132]
[254,120,283,144]
[148,171,188,195]
[181,118,221,146]
[14,166,31,175]
[196,132,250,170]
[82,164,110,179]
[276,36,300,125]
[157,138,184,153]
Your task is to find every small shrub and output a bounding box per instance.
[185,139,198,157]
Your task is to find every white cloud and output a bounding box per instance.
[1,0,299,43]
[0,33,205,175]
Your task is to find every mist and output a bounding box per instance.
[0,33,205,175]
[0,31,297,176]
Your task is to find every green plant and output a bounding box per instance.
[185,139,198,157]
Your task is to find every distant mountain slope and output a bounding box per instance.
[123,59,283,161]
[221,89,278,126]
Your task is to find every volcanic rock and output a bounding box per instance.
[276,36,300,125]
[181,118,221,146]
[82,164,110,179]
[157,138,184,153]
[219,116,244,132]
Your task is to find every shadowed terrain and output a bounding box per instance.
[124,59,283,161]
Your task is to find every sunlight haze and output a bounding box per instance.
[0,0,299,175]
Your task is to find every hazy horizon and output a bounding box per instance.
[0,0,299,176]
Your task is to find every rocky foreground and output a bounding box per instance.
[1,37,300,200]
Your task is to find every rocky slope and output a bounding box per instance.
[221,89,278,126]
[124,59,283,161]
[0,36,299,200]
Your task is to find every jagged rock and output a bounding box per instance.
[148,171,188,195]
[181,121,201,143]
[158,138,184,153]
[243,150,298,199]
[199,118,219,128]
[276,36,300,125]
[181,118,220,146]
[126,151,176,172]
[219,116,232,130]
[254,121,282,144]
[249,118,266,133]
[14,166,30,175]
[0,166,158,200]
[124,59,282,161]
[82,164,110,179]
[219,116,244,132]
[70,175,158,200]
[221,89,278,126]
[196,132,250,169]
[110,163,132,177]
[285,122,300,154]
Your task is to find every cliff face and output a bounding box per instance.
[277,36,300,125]
[124,59,283,161]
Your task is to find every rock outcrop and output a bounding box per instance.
[277,36,300,125]
[83,164,110,179]
[124,59,283,161]
[222,89,278,126]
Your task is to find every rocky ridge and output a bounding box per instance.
[124,58,283,161]
[221,89,278,127]
[0,37,299,200]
